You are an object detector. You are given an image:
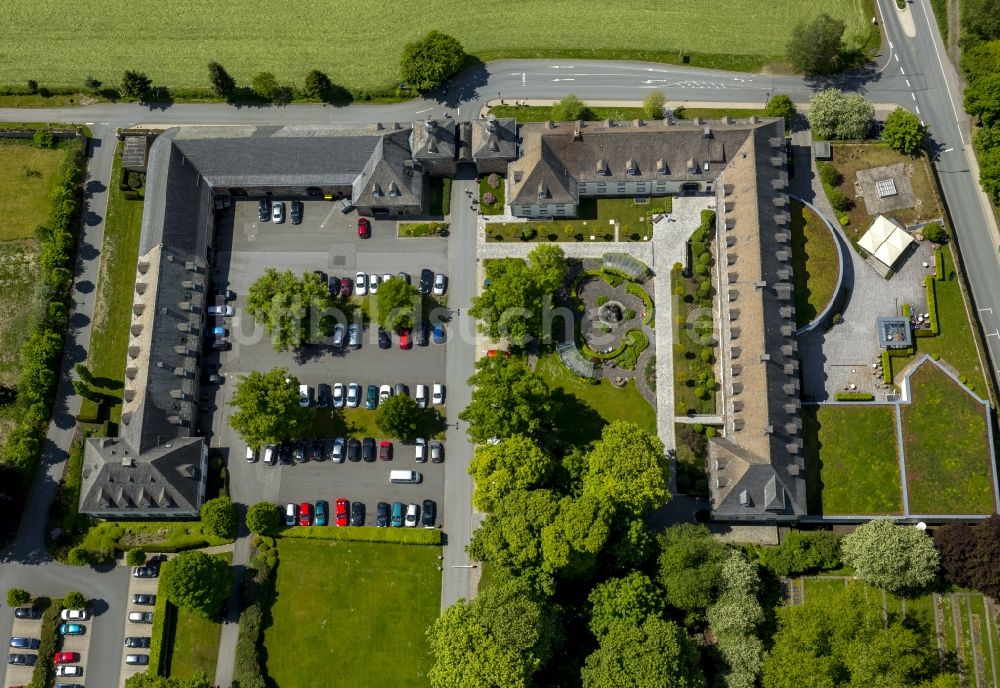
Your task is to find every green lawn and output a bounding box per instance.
[674,107,768,121]
[77,148,144,426]
[802,405,902,515]
[479,175,505,215]
[901,363,996,515]
[490,105,646,122]
[485,196,665,242]
[536,351,656,448]
[802,576,848,603]
[76,521,232,561]
[0,241,39,388]
[3,2,873,92]
[309,405,445,440]
[789,200,839,328]
[264,539,440,688]
[0,141,66,242]
[167,552,231,680]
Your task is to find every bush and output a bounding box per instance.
[487,173,500,188]
[29,599,62,688]
[399,30,466,92]
[755,531,842,576]
[282,525,442,545]
[126,548,147,567]
[520,226,537,241]
[828,188,852,212]
[835,392,875,401]
[7,588,30,607]
[819,163,843,187]
[303,69,332,99]
[596,295,609,306]
[66,546,93,566]
[624,308,636,320]
[201,495,237,539]
[27,79,39,94]
[882,350,893,383]
[482,191,496,206]
[247,502,280,535]
[934,248,945,280]
[551,94,591,121]
[925,276,940,335]
[32,129,54,149]
[922,222,945,243]
[63,591,86,609]
[147,589,173,675]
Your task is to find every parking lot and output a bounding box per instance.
[118,565,161,688]
[5,614,43,687]
[208,200,450,518]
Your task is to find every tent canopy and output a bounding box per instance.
[858,215,914,268]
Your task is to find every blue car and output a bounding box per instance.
[58,623,84,635]
[315,500,329,527]
[365,384,379,410]
[432,323,445,344]
[391,501,404,527]
[205,325,228,338]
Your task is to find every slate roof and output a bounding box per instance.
[352,130,423,209]
[411,119,457,162]
[471,116,517,161]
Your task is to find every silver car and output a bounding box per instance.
[346,383,361,408]
[331,323,346,348]
[348,323,361,349]
[272,201,285,224]
[331,437,346,463]
[332,383,345,409]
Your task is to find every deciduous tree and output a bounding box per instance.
[246,502,280,535]
[764,94,797,129]
[582,616,705,688]
[245,268,334,351]
[63,591,86,609]
[304,69,332,99]
[161,551,231,619]
[469,435,554,512]
[459,356,555,443]
[200,495,236,539]
[807,89,875,140]
[400,31,466,92]
[125,672,213,688]
[657,524,727,623]
[228,368,312,447]
[376,393,423,442]
[583,421,669,517]
[551,94,590,121]
[587,572,664,638]
[251,72,279,100]
[963,0,1000,41]
[786,13,846,75]
[643,91,666,120]
[707,551,765,688]
[541,495,612,579]
[126,548,147,567]
[376,276,418,331]
[882,107,927,155]
[755,530,842,577]
[979,146,1000,205]
[6,588,29,607]
[969,514,1000,598]
[121,70,151,98]
[964,74,1000,127]
[207,61,235,97]
[841,519,938,595]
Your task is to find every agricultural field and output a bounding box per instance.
[3,1,873,92]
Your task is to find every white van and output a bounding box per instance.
[390,470,422,484]
[415,384,428,409]
[245,445,258,463]
[298,384,311,407]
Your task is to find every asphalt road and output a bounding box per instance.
[3,0,1000,673]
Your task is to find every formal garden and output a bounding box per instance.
[484,196,667,242]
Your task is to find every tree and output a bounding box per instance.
[963,0,1000,41]
[643,91,666,120]
[121,70,151,98]
[551,94,590,121]
[246,501,281,535]
[755,530,842,577]
[161,550,232,619]
[63,590,86,609]
[125,673,213,688]
[228,368,312,447]
[964,74,1000,127]
[841,519,938,595]
[764,94,797,129]
[400,31,466,92]
[921,222,945,243]
[527,244,568,293]
[376,393,423,441]
[707,551,765,688]
[786,13,846,75]
[969,514,1000,598]
[657,524,727,623]
[304,69,333,99]
[126,548,147,567]
[6,588,29,607]
[245,268,334,351]
[200,495,236,539]
[459,356,555,444]
[469,435,555,512]
[582,421,669,517]
[427,577,559,688]
[882,107,927,155]
[807,89,875,140]
[979,145,1000,205]
[251,71,279,100]
[541,495,612,579]
[582,616,705,688]
[934,521,976,588]
[467,489,560,593]
[207,61,235,97]
[587,572,664,638]
[376,276,419,331]
[974,122,1000,158]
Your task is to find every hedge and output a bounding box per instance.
[281,525,442,545]
[399,221,449,237]
[934,248,945,280]
[881,350,892,384]
[835,392,875,401]
[888,346,916,358]
[28,598,62,688]
[902,303,912,318]
[442,178,452,216]
[147,583,174,676]
[925,275,940,335]
[625,282,655,327]
[616,329,650,370]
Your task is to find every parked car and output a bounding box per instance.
[365,384,379,410]
[419,269,433,295]
[415,437,427,463]
[362,437,376,462]
[272,201,285,223]
[415,384,428,409]
[258,198,271,221]
[60,609,89,621]
[284,503,296,526]
[379,440,393,461]
[309,439,325,462]
[125,637,151,648]
[327,274,339,295]
[330,437,346,463]
[348,323,361,349]
[58,624,83,635]
[432,383,445,405]
[430,440,444,464]
[354,271,368,296]
[214,287,235,301]
[245,445,258,463]
[357,217,371,238]
[347,438,361,462]
[54,652,79,664]
[290,200,303,225]
[335,498,349,527]
[263,444,277,466]
[432,323,446,344]
[317,383,332,407]
[368,273,380,294]
[405,503,419,527]
[293,441,307,463]
[315,499,329,527]
[346,382,361,407]
[415,320,429,347]
[125,654,150,666]
[422,499,437,528]
[8,654,36,666]
[9,637,40,650]
[132,565,158,578]
[376,501,390,527]
[378,327,391,349]
[398,329,411,349]
[298,385,312,408]
[332,323,346,348]
[55,665,82,677]
[205,325,228,338]
[379,384,392,403]
[339,277,352,298]
[433,273,448,295]
[313,269,327,284]
[394,382,409,397]
[131,594,156,605]
[298,502,312,526]
[391,501,404,527]
[14,607,41,620]
[207,305,235,317]
[350,501,365,526]
[398,271,411,285]
[128,611,153,624]
[278,444,293,465]
[332,382,346,408]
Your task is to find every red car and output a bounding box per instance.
[398,329,411,350]
[379,440,393,461]
[357,217,371,239]
[335,498,349,526]
[298,502,312,526]
[339,277,352,298]
[54,651,79,664]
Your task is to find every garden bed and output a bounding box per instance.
[398,221,448,238]
[485,197,663,242]
[789,199,840,328]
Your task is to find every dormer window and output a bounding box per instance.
[596,159,609,176]
[626,159,638,176]
[687,158,698,174]
[656,158,667,175]
[538,182,550,199]
[372,183,383,197]
[388,181,400,197]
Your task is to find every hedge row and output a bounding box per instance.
[925,275,940,335]
[281,525,442,545]
[28,598,62,688]
[399,221,449,237]
[441,178,452,216]
[934,248,945,280]
[881,350,893,384]
[625,282,655,327]
[835,392,875,401]
[147,580,173,676]
[3,139,85,484]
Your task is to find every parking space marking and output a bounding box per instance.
[5,616,44,688]
[319,205,339,229]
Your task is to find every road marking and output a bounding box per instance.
[552,78,575,82]
[522,72,526,86]
[979,307,993,314]
[916,105,921,115]
[906,79,911,87]
[921,120,925,126]
[889,40,894,50]
[987,331,1000,339]
[944,148,954,153]
[895,54,900,62]
[911,93,917,100]
[415,107,432,114]
[900,67,905,74]
[551,65,575,69]
[318,206,338,229]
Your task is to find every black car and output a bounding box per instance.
[278,443,293,465]
[419,268,434,295]
[362,437,376,462]
[14,607,41,620]
[421,499,437,527]
[394,383,409,397]
[415,320,429,347]
[378,327,391,349]
[317,383,331,408]
[125,636,151,648]
[290,200,303,225]
[9,637,40,650]
[346,438,361,462]
[8,654,36,666]
[310,439,325,462]
[132,593,156,605]
[376,501,390,527]
[293,441,307,463]
[327,275,340,296]
[398,272,411,285]
[214,287,235,301]
[313,270,327,284]
[350,501,366,526]
[258,198,271,221]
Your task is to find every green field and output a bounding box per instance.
[264,539,440,688]
[802,405,902,515]
[901,362,996,515]
[0,142,66,242]
[3,1,874,92]
[789,200,839,328]
[166,553,231,680]
[486,197,661,242]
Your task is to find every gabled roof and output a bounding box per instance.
[353,130,423,208]
[471,116,517,160]
[411,119,457,161]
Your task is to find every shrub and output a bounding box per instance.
[126,548,147,567]
[922,222,945,243]
[901,303,912,318]
[121,70,152,98]
[925,276,940,335]
[66,546,92,566]
[303,69,332,99]
[755,531,842,576]
[835,392,875,401]
[934,248,945,280]
[32,129,54,149]
[482,191,497,206]
[201,495,237,539]
[247,502,280,535]
[596,295,609,306]
[7,588,30,607]
[705,427,717,438]
[520,226,537,241]
[147,589,173,675]
[282,525,443,545]
[624,308,636,320]
[551,93,591,121]
[882,350,892,384]
[442,178,452,215]
[30,599,62,688]
[487,173,500,188]
[828,188,852,212]
[695,262,711,277]
[819,163,843,187]
[207,61,236,98]
[27,79,39,93]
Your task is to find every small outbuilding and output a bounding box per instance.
[812,140,832,160]
[858,215,914,270]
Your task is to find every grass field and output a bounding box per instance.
[901,362,996,515]
[78,149,144,425]
[802,405,902,515]
[486,197,660,242]
[536,351,656,448]
[166,553,231,680]
[789,200,839,328]
[3,2,874,92]
[0,142,66,241]
[264,539,439,688]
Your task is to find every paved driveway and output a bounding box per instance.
[117,571,160,687]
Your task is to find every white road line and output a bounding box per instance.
[979,307,993,314]
[906,79,911,87]
[889,40,894,50]
[944,148,954,153]
[552,78,575,82]
[900,67,905,74]
[988,331,1000,339]
[522,72,526,86]
[895,54,900,62]
[415,107,432,114]
[318,206,338,229]
[912,93,917,100]
[916,105,921,115]
[921,120,925,126]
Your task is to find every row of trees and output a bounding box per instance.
[806,88,925,155]
[961,0,1000,204]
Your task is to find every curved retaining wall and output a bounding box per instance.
[790,194,848,335]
